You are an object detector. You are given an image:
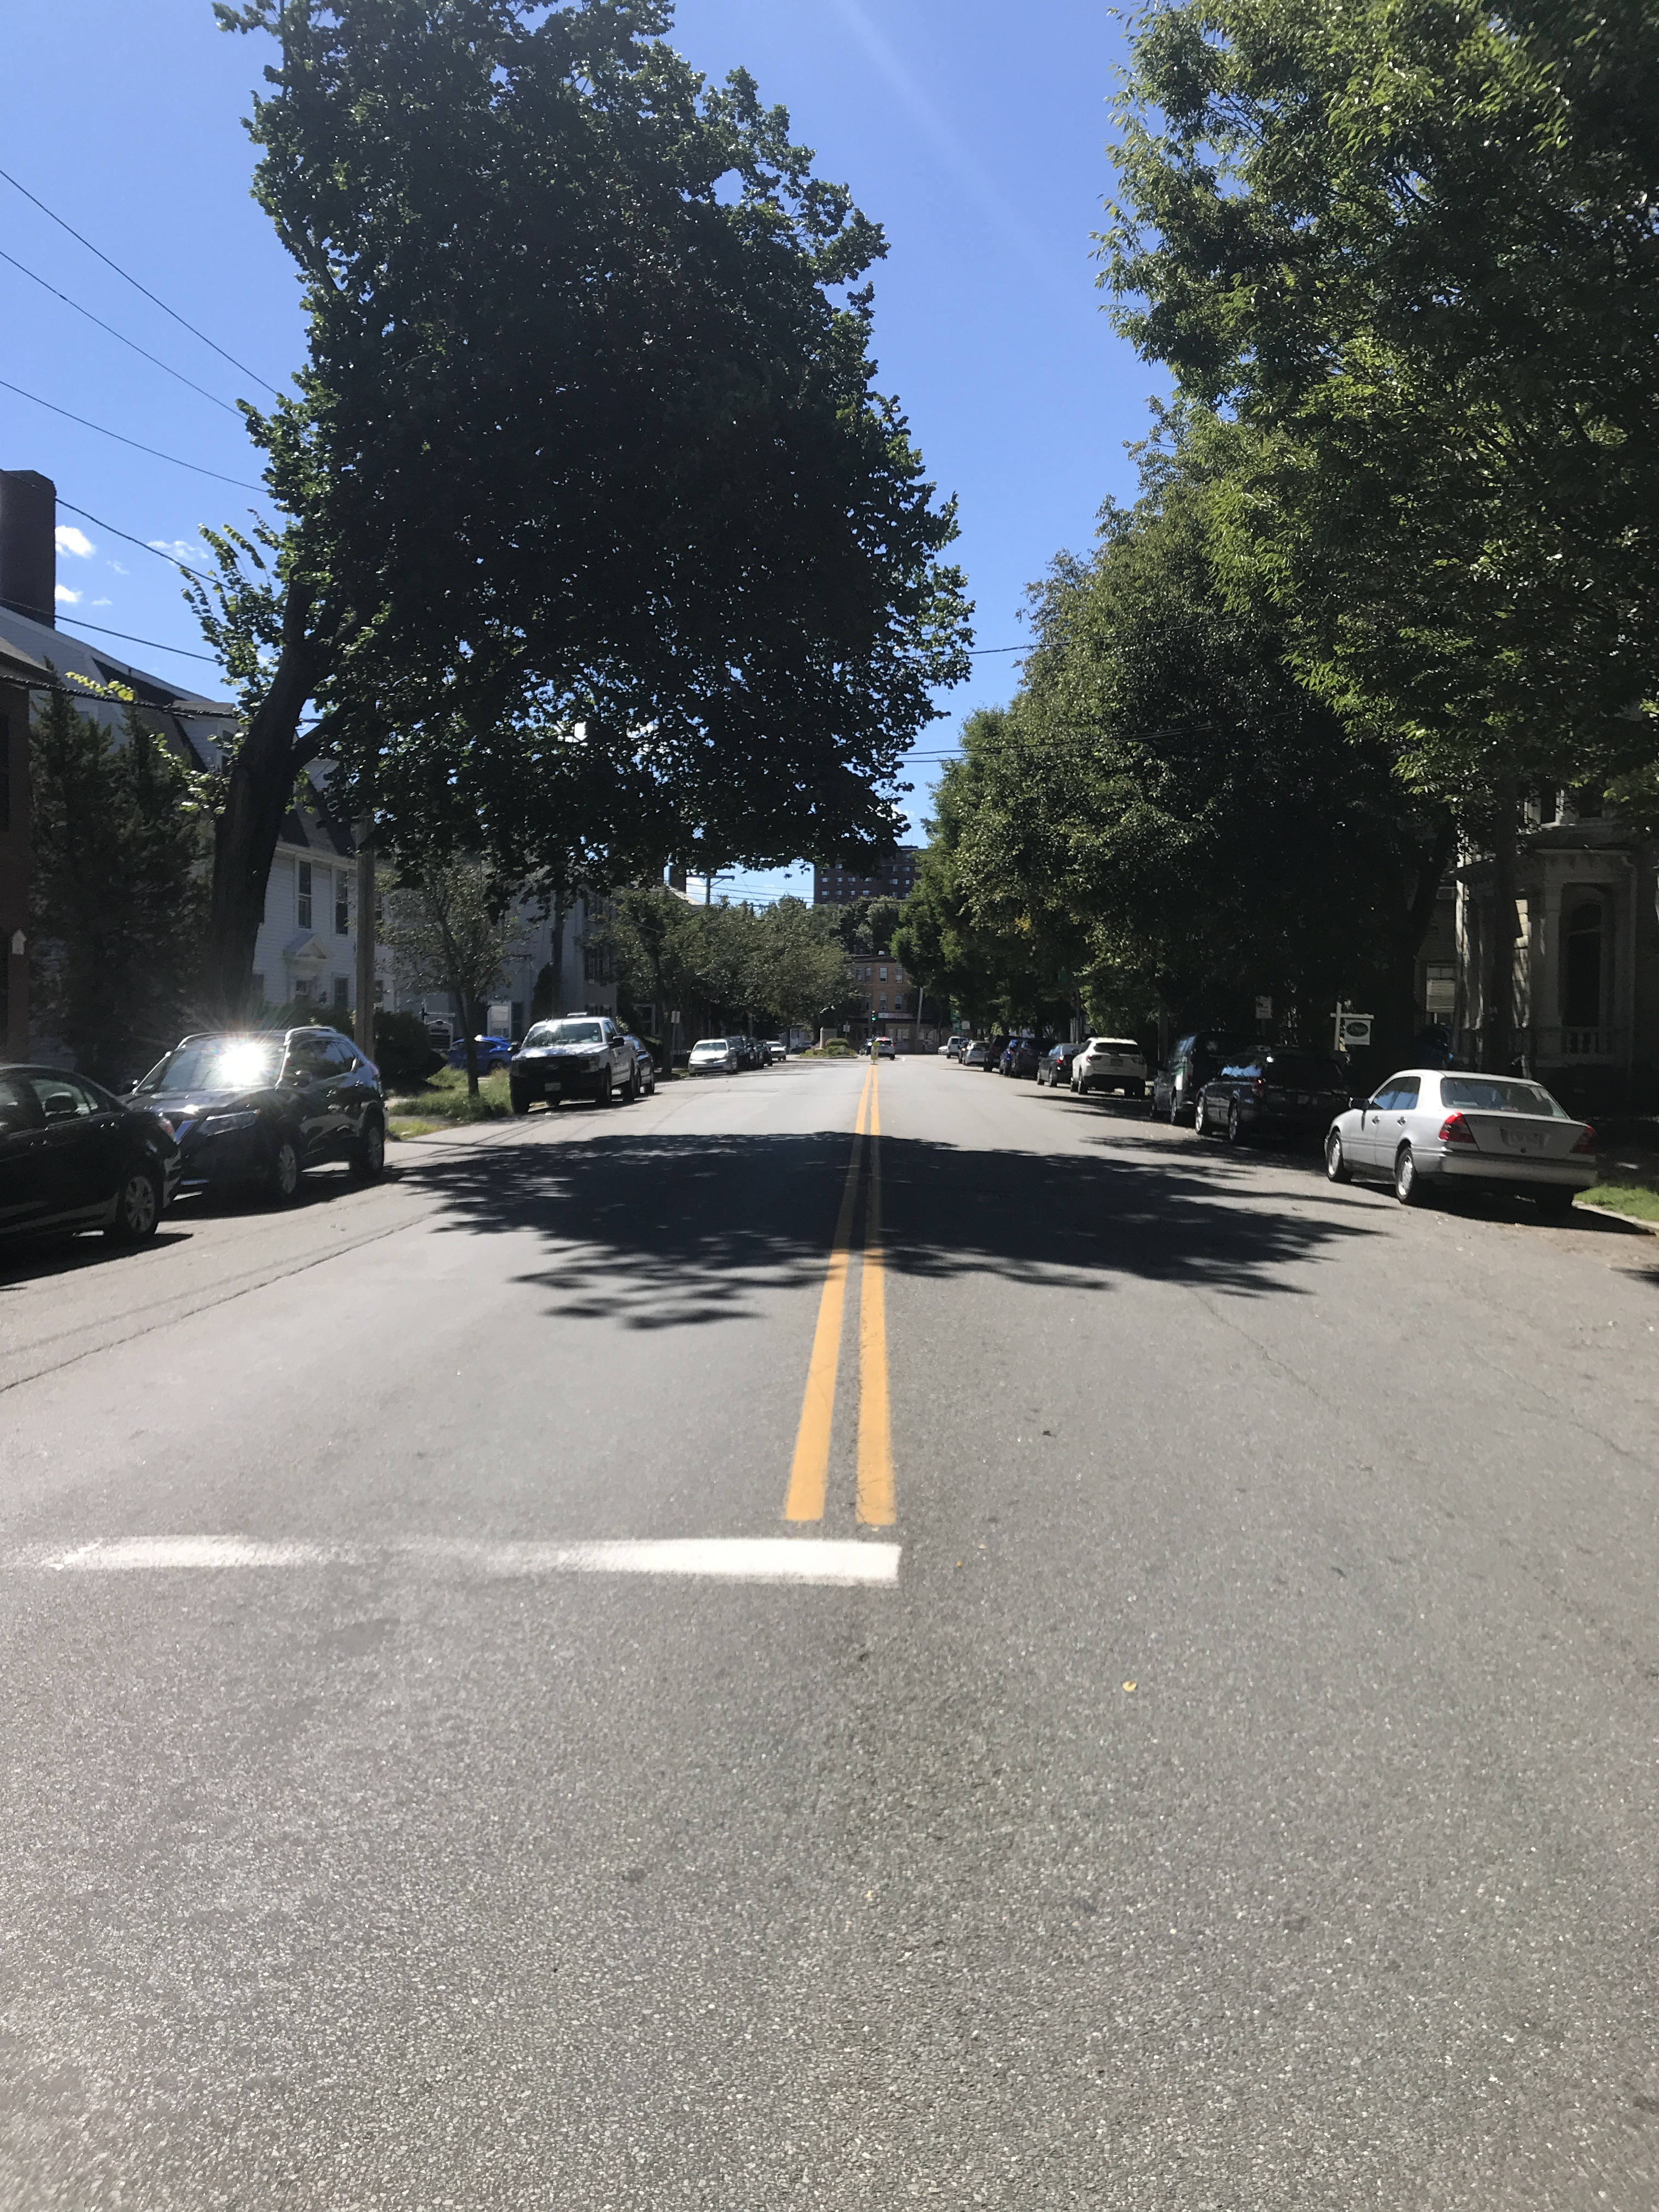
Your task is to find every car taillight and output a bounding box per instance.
[1572,1123,1596,1155]
[1438,1111,1475,1144]
[1253,1076,1266,1094]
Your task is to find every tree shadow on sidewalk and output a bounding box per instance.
[395,1128,1379,1333]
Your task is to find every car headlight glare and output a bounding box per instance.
[198,1109,261,1135]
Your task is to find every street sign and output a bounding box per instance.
[1255,995,1273,1021]
[1335,1012,1373,1049]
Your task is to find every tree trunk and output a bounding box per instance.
[1375,809,1457,1067]
[205,592,320,1022]
[1482,777,1521,1074]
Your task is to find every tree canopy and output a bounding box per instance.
[199,0,969,1011]
[1102,0,1659,795]
[605,888,855,1038]
[896,432,1451,1054]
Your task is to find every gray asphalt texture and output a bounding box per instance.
[2,1056,1657,2210]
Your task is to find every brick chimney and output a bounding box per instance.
[0,470,57,627]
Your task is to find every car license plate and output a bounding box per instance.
[1499,1125,1531,1152]
[1296,1092,1312,1105]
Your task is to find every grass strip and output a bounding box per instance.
[385,1064,512,1126]
[1578,1181,1659,1224]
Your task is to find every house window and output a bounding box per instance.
[879,966,888,981]
[333,975,349,1011]
[1565,900,1605,1029]
[336,877,349,935]
[297,861,313,929]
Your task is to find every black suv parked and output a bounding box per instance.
[0,1064,180,1245]
[1195,1047,1354,1146]
[131,1027,387,1200]
[1152,1032,1252,1125]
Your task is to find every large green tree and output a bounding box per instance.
[198,0,969,1015]
[1103,0,1659,1061]
[606,888,852,1039]
[903,441,1452,1057]
[30,681,210,1085]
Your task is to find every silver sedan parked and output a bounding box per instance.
[1324,1069,1597,1212]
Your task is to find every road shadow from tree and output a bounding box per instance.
[0,1227,195,1289]
[394,1125,1382,1333]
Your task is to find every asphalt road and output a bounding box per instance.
[3,1055,1658,2210]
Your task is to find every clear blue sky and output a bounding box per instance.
[0,0,1161,901]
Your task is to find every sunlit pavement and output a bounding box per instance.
[3,1058,1658,2208]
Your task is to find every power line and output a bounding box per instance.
[55,499,216,585]
[56,616,222,664]
[0,245,243,416]
[0,163,284,400]
[968,645,1025,655]
[0,375,263,489]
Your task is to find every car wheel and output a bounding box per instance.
[595,1071,612,1109]
[267,1134,302,1205]
[510,1085,531,1116]
[105,1161,161,1244]
[349,1114,387,1182]
[1394,1144,1428,1206]
[1193,1096,1209,1137]
[1226,1098,1242,1146]
[1324,1128,1351,1184]
[620,1065,637,1104]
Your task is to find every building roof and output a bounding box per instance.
[0,600,236,774]
[0,601,355,860]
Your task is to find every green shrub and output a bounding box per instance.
[369,1009,445,1087]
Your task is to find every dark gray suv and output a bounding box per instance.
[132,1027,387,1201]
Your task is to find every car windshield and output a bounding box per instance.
[1440,1076,1568,1118]
[1093,1040,1138,1053]
[1265,1053,1348,1087]
[524,1020,603,1048]
[135,1037,283,1094]
[693,1039,729,1052]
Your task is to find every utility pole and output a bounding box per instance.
[354,820,377,1059]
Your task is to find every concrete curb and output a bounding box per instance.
[1576,1197,1659,1236]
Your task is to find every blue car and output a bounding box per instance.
[447,1034,514,1075]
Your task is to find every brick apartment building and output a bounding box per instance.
[812,846,921,905]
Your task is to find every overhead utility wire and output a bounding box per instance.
[0,245,243,416]
[0,162,283,400]
[55,499,216,586]
[56,617,222,664]
[0,376,263,489]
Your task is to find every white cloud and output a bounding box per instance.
[55,585,83,605]
[92,597,112,607]
[110,561,128,575]
[54,525,94,559]
[148,538,206,564]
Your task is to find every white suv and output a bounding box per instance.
[1072,1037,1148,1099]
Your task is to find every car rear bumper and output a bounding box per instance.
[1429,1152,1596,1189]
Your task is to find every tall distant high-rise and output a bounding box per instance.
[812,847,921,905]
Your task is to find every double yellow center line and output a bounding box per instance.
[783,1061,895,1527]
